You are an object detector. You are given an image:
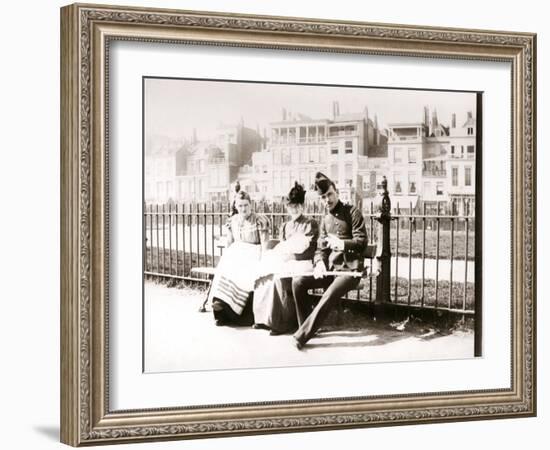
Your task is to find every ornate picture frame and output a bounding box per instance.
[60,3,536,446]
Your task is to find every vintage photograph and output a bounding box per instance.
[143,78,480,373]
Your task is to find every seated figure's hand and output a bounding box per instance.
[326,234,345,251]
[285,233,310,254]
[313,261,327,279]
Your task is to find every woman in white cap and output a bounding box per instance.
[208,190,270,326]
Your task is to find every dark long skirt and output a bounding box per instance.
[212,293,254,327]
[253,276,298,333]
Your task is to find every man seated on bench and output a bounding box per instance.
[292,172,367,350]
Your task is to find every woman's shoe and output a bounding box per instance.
[252,323,270,330]
[269,329,284,336]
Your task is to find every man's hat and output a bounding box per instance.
[285,181,306,205]
[314,172,335,195]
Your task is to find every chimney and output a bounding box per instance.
[423,106,430,128]
[192,128,197,144]
[467,111,473,120]
[452,113,457,128]
[364,106,369,120]
[432,109,439,128]
[282,107,287,121]
[331,101,340,119]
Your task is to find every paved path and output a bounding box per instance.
[144,282,474,373]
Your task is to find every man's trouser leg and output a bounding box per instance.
[293,275,360,345]
[291,276,330,326]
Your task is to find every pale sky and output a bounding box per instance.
[145,77,477,142]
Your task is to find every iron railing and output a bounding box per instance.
[144,200,475,315]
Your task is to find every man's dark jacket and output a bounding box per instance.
[314,201,367,272]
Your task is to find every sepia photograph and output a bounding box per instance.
[143,77,481,373]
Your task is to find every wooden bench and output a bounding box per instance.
[192,243,378,314]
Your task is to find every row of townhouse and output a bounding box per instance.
[145,103,477,216]
[385,108,476,216]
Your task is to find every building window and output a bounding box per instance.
[300,147,308,163]
[281,128,288,144]
[330,164,338,181]
[299,127,307,143]
[345,141,353,154]
[451,145,455,156]
[363,181,369,191]
[394,148,403,163]
[331,142,339,155]
[465,167,472,186]
[289,128,296,143]
[436,182,444,196]
[318,126,326,141]
[273,148,281,165]
[423,181,431,194]
[309,147,318,162]
[282,148,291,165]
[408,148,417,163]
[452,167,459,186]
[344,163,353,185]
[394,173,402,194]
[197,180,203,198]
[319,147,327,163]
[467,127,474,135]
[308,126,317,142]
[467,145,475,155]
[451,199,459,215]
[282,170,290,189]
[408,173,416,193]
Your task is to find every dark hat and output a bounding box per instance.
[285,181,306,205]
[314,172,335,195]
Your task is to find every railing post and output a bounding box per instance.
[375,176,391,303]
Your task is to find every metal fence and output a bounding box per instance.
[144,200,475,315]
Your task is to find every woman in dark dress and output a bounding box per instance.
[253,182,319,335]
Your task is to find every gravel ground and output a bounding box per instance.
[144,281,474,373]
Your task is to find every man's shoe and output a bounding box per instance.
[294,338,304,350]
[269,329,284,336]
[252,323,270,330]
[215,319,225,327]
